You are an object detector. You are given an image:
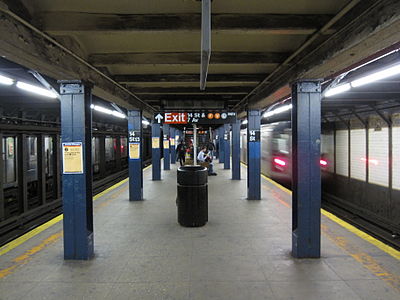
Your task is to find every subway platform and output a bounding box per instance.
[0,163,399,300]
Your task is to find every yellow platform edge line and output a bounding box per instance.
[240,161,400,260]
[0,164,152,257]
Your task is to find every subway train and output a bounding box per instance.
[1,129,152,245]
[240,118,400,247]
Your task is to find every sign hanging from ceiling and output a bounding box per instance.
[154,111,236,125]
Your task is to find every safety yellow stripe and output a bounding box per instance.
[0,215,63,256]
[240,161,400,260]
[321,209,400,260]
[0,164,152,257]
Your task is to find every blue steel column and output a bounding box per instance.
[128,110,143,201]
[231,120,241,180]
[163,124,170,170]
[247,110,261,200]
[215,129,219,159]
[291,80,322,258]
[59,80,93,260]
[218,126,225,164]
[224,124,231,169]
[170,127,176,164]
[152,123,161,180]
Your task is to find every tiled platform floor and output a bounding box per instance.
[0,163,399,299]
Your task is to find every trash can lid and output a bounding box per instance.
[178,165,206,172]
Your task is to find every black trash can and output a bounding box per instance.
[177,166,208,227]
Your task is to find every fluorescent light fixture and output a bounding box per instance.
[16,81,58,98]
[351,64,400,87]
[0,74,13,85]
[142,120,150,125]
[93,105,112,114]
[111,111,126,119]
[91,104,126,118]
[242,120,248,125]
[324,83,351,97]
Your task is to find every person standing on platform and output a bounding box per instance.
[176,140,186,166]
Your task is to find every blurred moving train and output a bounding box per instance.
[240,119,400,247]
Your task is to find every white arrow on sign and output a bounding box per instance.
[155,113,164,123]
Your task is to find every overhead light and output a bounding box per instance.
[242,120,248,125]
[112,111,126,119]
[324,83,351,97]
[263,104,292,118]
[91,104,126,119]
[351,64,400,87]
[0,74,13,85]
[16,81,58,98]
[142,120,150,126]
[93,105,112,115]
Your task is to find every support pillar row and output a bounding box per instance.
[170,127,176,164]
[152,123,161,180]
[224,123,231,169]
[218,126,225,164]
[163,124,170,170]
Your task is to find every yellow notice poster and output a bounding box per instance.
[62,142,83,174]
[170,138,175,146]
[129,143,140,159]
[152,137,159,149]
[163,140,169,149]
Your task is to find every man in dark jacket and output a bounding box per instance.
[176,140,186,166]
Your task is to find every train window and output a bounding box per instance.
[105,137,115,161]
[27,136,37,171]
[121,137,127,158]
[3,136,17,184]
[45,136,53,176]
[272,135,289,154]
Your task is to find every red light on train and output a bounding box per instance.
[320,159,328,166]
[273,158,286,167]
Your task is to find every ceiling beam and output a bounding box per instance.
[89,52,288,66]
[244,0,400,110]
[141,94,241,101]
[38,13,334,35]
[130,86,251,95]
[114,73,265,83]
[0,10,155,117]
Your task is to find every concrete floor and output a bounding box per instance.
[0,163,400,299]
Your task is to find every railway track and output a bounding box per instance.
[0,159,150,247]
